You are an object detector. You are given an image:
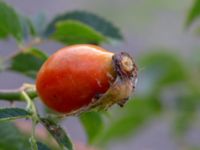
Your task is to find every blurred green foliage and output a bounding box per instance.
[0,0,200,150]
[44,11,123,40]
[0,0,22,42]
[0,122,30,150]
[51,20,106,44]
[186,0,200,27]
[80,111,104,144]
[9,48,48,78]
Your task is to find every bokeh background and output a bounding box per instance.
[1,0,200,150]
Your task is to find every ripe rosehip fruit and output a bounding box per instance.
[36,44,137,114]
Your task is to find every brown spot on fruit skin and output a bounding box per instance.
[36,44,137,115]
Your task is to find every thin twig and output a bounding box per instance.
[0,84,37,101]
[4,37,45,63]
[21,88,39,150]
[19,37,44,52]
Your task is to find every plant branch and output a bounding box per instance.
[0,84,37,101]
[4,37,45,63]
[19,37,44,52]
[21,87,39,150]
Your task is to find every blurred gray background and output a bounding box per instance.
[0,0,199,150]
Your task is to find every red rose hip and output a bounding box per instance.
[36,44,137,114]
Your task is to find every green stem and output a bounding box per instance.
[29,121,38,150]
[0,84,37,101]
[21,90,39,122]
[21,88,39,150]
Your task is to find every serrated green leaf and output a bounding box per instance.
[9,48,48,78]
[0,0,23,42]
[186,0,200,27]
[51,20,106,45]
[41,118,74,150]
[37,142,52,150]
[45,11,123,40]
[0,122,31,150]
[79,111,104,144]
[0,108,31,121]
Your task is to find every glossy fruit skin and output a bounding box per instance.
[36,44,116,113]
